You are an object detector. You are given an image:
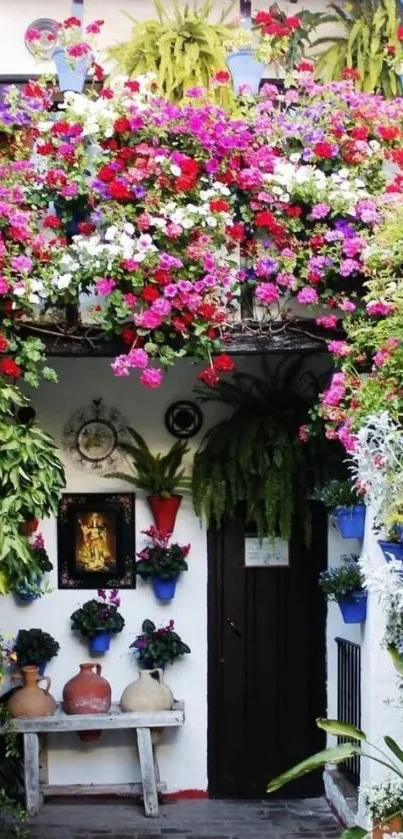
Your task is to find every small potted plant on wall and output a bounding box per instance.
[17,534,53,603]
[378,524,403,564]
[14,628,60,677]
[362,778,403,839]
[317,479,366,540]
[136,527,190,602]
[70,589,125,654]
[106,428,190,533]
[121,619,190,713]
[319,557,367,624]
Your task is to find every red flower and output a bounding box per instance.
[377,125,400,142]
[63,16,81,27]
[114,117,130,135]
[213,354,235,372]
[36,142,54,156]
[351,125,369,140]
[313,142,335,159]
[226,222,246,241]
[342,67,361,80]
[153,268,171,285]
[398,26,403,41]
[78,221,95,236]
[43,215,61,229]
[98,164,116,183]
[125,80,140,92]
[197,303,216,320]
[121,327,135,345]
[109,181,130,200]
[255,210,276,228]
[0,358,22,378]
[198,367,220,387]
[296,61,314,72]
[100,87,114,99]
[209,198,230,213]
[386,44,396,55]
[284,204,302,218]
[285,16,301,30]
[0,332,8,352]
[212,70,231,84]
[141,286,160,303]
[92,62,104,81]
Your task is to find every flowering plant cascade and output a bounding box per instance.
[136,527,190,581]
[224,8,301,64]
[27,16,104,72]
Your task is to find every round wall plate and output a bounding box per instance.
[165,400,203,439]
[25,19,59,60]
[63,399,127,472]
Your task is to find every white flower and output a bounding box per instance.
[54,274,72,290]
[170,164,182,176]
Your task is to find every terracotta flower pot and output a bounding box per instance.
[63,663,112,743]
[8,666,56,718]
[19,518,39,537]
[373,814,403,838]
[147,495,182,533]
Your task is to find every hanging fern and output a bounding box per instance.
[192,359,344,541]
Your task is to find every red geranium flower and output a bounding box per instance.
[125,80,140,92]
[114,117,130,135]
[296,61,314,72]
[63,16,81,28]
[141,286,160,303]
[0,358,22,378]
[109,181,130,200]
[121,327,135,345]
[313,142,335,159]
[213,354,235,372]
[198,367,220,387]
[226,222,246,242]
[398,26,403,41]
[0,332,8,353]
[342,67,361,80]
[377,125,400,142]
[210,198,230,213]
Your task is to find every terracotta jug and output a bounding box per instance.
[63,663,111,743]
[8,666,56,718]
[373,814,403,838]
[121,669,173,712]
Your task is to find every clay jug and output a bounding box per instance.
[8,666,56,718]
[121,669,173,712]
[63,663,111,743]
[373,815,403,838]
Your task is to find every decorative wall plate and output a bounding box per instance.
[24,19,59,60]
[165,400,203,439]
[63,399,127,472]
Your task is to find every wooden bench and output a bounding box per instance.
[3,701,185,818]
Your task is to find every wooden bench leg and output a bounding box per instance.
[24,732,41,816]
[136,728,158,817]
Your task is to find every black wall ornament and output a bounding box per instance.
[63,398,127,472]
[165,400,203,439]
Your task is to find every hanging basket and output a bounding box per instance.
[147,495,182,533]
[337,592,367,624]
[151,576,178,603]
[378,540,403,564]
[226,49,265,95]
[88,632,111,655]
[52,48,89,93]
[333,505,366,539]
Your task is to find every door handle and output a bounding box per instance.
[227,617,242,637]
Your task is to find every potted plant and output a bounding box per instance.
[17,534,53,603]
[362,779,403,839]
[378,525,403,564]
[319,558,367,623]
[317,480,366,540]
[13,629,60,677]
[27,16,104,93]
[136,527,190,602]
[224,6,301,94]
[70,589,125,654]
[107,0,234,103]
[130,619,191,670]
[106,428,190,533]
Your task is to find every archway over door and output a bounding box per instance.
[207,502,327,798]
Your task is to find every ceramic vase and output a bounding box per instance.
[373,814,403,838]
[63,662,112,742]
[147,495,182,533]
[8,666,56,718]
[121,669,173,713]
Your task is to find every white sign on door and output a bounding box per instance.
[244,537,289,568]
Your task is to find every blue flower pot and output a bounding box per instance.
[53,48,89,93]
[17,575,42,602]
[337,592,367,624]
[226,50,265,95]
[334,505,366,539]
[88,632,111,654]
[151,576,178,602]
[378,540,403,564]
[38,661,46,677]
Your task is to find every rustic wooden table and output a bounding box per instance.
[2,701,185,818]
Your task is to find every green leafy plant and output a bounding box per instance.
[130,619,191,669]
[319,557,364,600]
[361,778,403,825]
[284,10,335,70]
[266,714,403,839]
[106,428,190,498]
[192,360,343,541]
[13,629,60,668]
[136,527,190,581]
[0,703,27,839]
[315,479,363,510]
[313,0,403,97]
[70,590,125,638]
[107,0,235,103]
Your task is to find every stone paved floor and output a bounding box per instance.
[24,797,341,839]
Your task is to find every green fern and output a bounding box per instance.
[105,429,190,497]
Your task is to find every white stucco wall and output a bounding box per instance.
[1,356,228,792]
[0,1,336,76]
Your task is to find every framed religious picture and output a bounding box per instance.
[57,493,135,589]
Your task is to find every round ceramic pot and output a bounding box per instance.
[334,505,366,539]
[63,662,112,742]
[226,49,265,95]
[147,495,182,533]
[151,576,178,602]
[88,633,111,655]
[8,666,56,718]
[337,592,367,624]
[121,668,173,713]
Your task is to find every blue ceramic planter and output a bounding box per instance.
[334,505,366,539]
[88,632,111,654]
[38,661,46,677]
[17,575,42,603]
[53,48,89,93]
[151,576,178,602]
[226,49,265,95]
[337,592,367,624]
[378,540,403,564]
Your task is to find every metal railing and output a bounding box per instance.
[335,637,361,787]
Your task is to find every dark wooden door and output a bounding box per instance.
[208,503,327,798]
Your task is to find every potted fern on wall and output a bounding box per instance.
[107,0,235,103]
[105,429,190,533]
